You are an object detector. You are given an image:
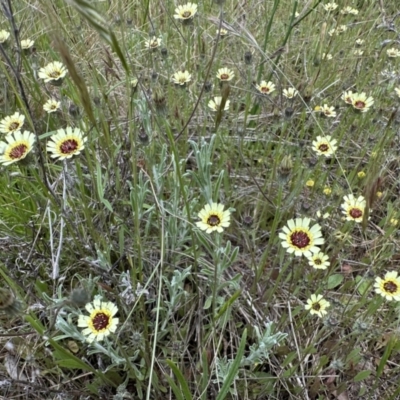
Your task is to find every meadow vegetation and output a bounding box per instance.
[1,0,400,398]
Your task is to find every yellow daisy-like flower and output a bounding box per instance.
[341,6,358,15]
[144,36,161,50]
[336,25,348,34]
[374,271,400,301]
[0,131,35,165]
[341,90,354,104]
[171,70,192,85]
[322,53,332,60]
[217,28,228,36]
[77,298,119,343]
[216,67,234,81]
[208,96,230,111]
[323,186,332,195]
[312,135,338,157]
[43,99,61,113]
[256,80,276,95]
[38,61,67,85]
[196,202,231,233]
[0,30,10,43]
[305,294,330,317]
[395,87,400,98]
[387,48,400,58]
[306,179,314,187]
[174,3,198,20]
[0,112,25,135]
[341,194,366,222]
[351,92,374,112]
[306,251,330,270]
[46,127,87,161]
[20,39,34,49]
[357,171,366,178]
[279,218,324,257]
[283,88,298,99]
[320,104,336,117]
[323,2,338,11]
[355,39,364,46]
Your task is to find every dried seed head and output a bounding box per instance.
[69,288,90,307]
[244,51,253,65]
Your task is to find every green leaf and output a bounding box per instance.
[327,274,344,289]
[216,329,247,400]
[353,370,372,382]
[355,276,370,295]
[165,360,193,400]
[215,290,241,320]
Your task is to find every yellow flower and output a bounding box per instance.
[323,186,332,195]
[355,39,364,46]
[0,112,25,135]
[351,92,374,112]
[357,171,366,178]
[0,30,10,43]
[312,135,337,157]
[322,53,332,60]
[38,61,67,85]
[376,191,383,198]
[216,67,234,81]
[43,99,61,113]
[354,49,364,56]
[374,271,400,301]
[20,39,34,49]
[390,218,398,226]
[46,127,87,161]
[387,48,400,58]
[77,298,119,342]
[279,218,324,257]
[306,251,330,270]
[341,90,354,104]
[341,6,358,15]
[0,131,35,165]
[306,179,315,187]
[171,70,192,85]
[341,194,366,222]
[174,3,198,20]
[196,203,231,233]
[256,80,276,95]
[320,104,336,117]
[208,97,230,111]
[322,2,338,11]
[144,36,161,49]
[305,294,330,317]
[283,88,298,99]
[217,28,228,36]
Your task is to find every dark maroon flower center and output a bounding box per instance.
[49,71,61,79]
[9,122,21,131]
[92,312,110,331]
[60,139,78,154]
[354,101,365,109]
[290,230,311,249]
[314,258,322,265]
[261,87,270,93]
[318,144,329,152]
[207,214,221,226]
[383,281,398,294]
[10,144,27,159]
[349,207,362,219]
[220,74,229,80]
[312,303,321,311]
[182,11,192,18]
